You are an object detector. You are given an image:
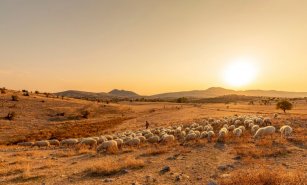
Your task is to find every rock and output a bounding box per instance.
[217,165,228,171]
[197,176,202,180]
[218,164,234,171]
[145,175,157,183]
[220,173,230,178]
[104,178,114,182]
[207,179,218,185]
[121,169,129,174]
[131,182,139,185]
[160,166,170,174]
[233,155,241,160]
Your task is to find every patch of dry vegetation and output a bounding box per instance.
[83,156,145,177]
[219,166,306,185]
[140,146,169,157]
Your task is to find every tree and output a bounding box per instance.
[276,100,293,113]
[176,97,188,103]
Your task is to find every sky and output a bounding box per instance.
[0,0,307,95]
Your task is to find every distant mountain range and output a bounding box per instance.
[55,87,307,99]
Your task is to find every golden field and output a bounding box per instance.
[0,90,306,185]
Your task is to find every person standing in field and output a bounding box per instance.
[146,121,149,129]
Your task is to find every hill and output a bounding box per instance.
[55,87,307,100]
[108,89,140,97]
[150,87,307,99]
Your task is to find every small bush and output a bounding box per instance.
[12,95,19,101]
[23,91,30,96]
[81,110,90,119]
[83,156,144,177]
[0,88,6,94]
[5,112,16,120]
[35,91,39,94]
[219,167,306,185]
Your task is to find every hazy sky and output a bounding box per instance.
[1,0,307,95]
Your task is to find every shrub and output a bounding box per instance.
[176,97,188,103]
[276,100,293,113]
[35,91,39,94]
[5,112,16,120]
[83,156,144,177]
[0,88,6,94]
[12,95,19,101]
[81,110,90,119]
[219,167,306,185]
[23,91,30,96]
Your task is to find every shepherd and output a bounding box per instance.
[145,121,149,129]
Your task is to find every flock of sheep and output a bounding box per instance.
[17,114,293,153]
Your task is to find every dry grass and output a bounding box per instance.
[83,156,145,177]
[219,166,306,185]
[140,146,169,157]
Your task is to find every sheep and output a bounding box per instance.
[48,139,60,146]
[185,133,197,141]
[200,131,208,139]
[148,136,160,143]
[137,136,146,143]
[105,135,113,140]
[248,122,254,128]
[234,120,241,126]
[97,140,118,153]
[61,139,79,147]
[263,117,272,126]
[114,139,123,149]
[228,125,235,131]
[161,135,175,144]
[253,126,276,139]
[127,138,141,147]
[98,136,108,143]
[255,118,263,125]
[80,138,97,148]
[34,140,50,148]
[251,125,260,134]
[218,128,228,142]
[17,141,34,147]
[233,128,242,137]
[207,131,215,142]
[279,125,293,138]
[238,125,246,133]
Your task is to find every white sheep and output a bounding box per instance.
[114,139,124,149]
[207,131,215,142]
[161,135,175,143]
[17,141,34,147]
[263,117,272,126]
[80,138,97,148]
[228,125,235,131]
[61,138,79,147]
[137,136,146,143]
[185,133,197,141]
[48,139,60,146]
[253,126,276,139]
[251,125,260,134]
[233,128,242,137]
[218,128,228,142]
[238,125,246,133]
[97,140,118,153]
[148,136,160,143]
[200,131,208,139]
[279,125,293,138]
[34,140,50,148]
[127,138,141,147]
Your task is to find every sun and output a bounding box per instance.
[223,58,258,87]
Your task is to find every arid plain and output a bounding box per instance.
[0,90,306,185]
